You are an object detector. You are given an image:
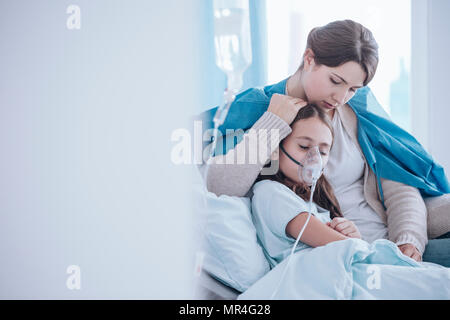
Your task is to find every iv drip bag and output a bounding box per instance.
[213,0,252,93]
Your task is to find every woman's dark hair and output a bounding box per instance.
[256,104,343,219]
[300,19,379,86]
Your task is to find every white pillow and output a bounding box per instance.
[195,187,270,292]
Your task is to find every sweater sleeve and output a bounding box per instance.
[199,111,292,197]
[381,178,428,254]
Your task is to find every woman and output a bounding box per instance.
[199,20,450,266]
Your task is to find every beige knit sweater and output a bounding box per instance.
[200,105,450,254]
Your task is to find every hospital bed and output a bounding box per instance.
[193,172,450,300]
[196,271,240,300]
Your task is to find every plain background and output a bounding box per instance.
[0,0,202,299]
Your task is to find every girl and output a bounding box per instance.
[251,104,361,267]
[242,105,450,300]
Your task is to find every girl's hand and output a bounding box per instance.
[267,93,307,125]
[327,217,362,239]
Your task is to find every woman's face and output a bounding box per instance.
[279,117,333,185]
[301,54,367,115]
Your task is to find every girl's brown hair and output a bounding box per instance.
[300,19,379,86]
[256,104,343,219]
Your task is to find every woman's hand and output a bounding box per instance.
[327,217,362,239]
[267,93,307,125]
[398,243,422,262]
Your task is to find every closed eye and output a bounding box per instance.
[300,145,328,156]
[330,78,340,85]
[331,77,358,93]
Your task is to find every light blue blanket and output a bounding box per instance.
[238,238,450,299]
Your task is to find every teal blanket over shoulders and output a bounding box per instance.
[198,78,450,199]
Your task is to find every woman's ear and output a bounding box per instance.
[303,48,316,71]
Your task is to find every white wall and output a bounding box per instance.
[412,0,450,175]
[427,0,450,174]
[0,0,201,298]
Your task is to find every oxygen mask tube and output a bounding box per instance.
[270,145,323,299]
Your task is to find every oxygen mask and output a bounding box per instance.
[279,144,323,186]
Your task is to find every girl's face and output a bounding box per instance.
[279,117,332,185]
[301,51,367,115]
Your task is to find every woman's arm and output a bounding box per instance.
[381,178,428,255]
[201,94,307,197]
[201,111,292,197]
[286,212,348,248]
